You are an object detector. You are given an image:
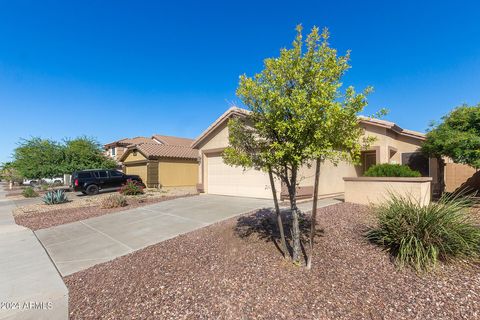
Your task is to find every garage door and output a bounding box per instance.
[207,155,273,199]
[124,164,148,184]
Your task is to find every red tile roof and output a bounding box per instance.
[152,135,194,147]
[134,143,199,160]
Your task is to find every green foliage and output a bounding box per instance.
[366,193,480,271]
[364,163,421,177]
[0,162,23,183]
[100,194,127,209]
[13,138,65,179]
[63,137,117,173]
[225,25,373,174]
[43,190,69,205]
[119,179,144,195]
[22,187,38,198]
[422,104,480,168]
[223,25,377,263]
[12,136,117,179]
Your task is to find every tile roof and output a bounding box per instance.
[192,106,426,147]
[134,143,199,160]
[152,135,194,147]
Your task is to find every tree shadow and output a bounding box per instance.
[235,207,324,262]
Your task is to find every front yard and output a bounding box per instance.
[64,202,480,319]
[14,187,197,230]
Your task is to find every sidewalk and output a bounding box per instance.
[0,184,68,320]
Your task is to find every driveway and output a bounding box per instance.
[35,195,274,276]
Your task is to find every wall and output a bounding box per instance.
[123,150,147,163]
[124,164,148,185]
[344,177,432,206]
[159,159,199,187]
[444,162,479,193]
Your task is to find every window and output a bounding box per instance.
[402,152,429,176]
[78,172,92,179]
[93,171,108,178]
[109,170,124,177]
[111,148,116,156]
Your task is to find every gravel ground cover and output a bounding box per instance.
[65,202,480,319]
[14,191,198,230]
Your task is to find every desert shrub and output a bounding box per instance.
[364,163,421,177]
[366,193,480,271]
[101,194,127,209]
[22,186,38,198]
[119,179,144,195]
[43,189,69,205]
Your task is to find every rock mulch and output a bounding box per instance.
[64,202,480,319]
[14,193,197,231]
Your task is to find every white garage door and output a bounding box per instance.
[207,155,273,199]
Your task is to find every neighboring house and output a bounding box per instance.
[117,136,199,188]
[192,107,439,200]
[104,137,154,162]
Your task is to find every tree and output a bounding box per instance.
[12,136,117,179]
[63,137,117,172]
[13,138,65,179]
[0,162,23,184]
[224,25,373,265]
[422,104,480,168]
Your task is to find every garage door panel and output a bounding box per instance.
[125,164,148,184]
[207,156,272,199]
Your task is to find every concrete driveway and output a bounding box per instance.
[35,195,273,276]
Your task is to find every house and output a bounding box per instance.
[106,135,199,188]
[104,136,154,162]
[192,107,439,199]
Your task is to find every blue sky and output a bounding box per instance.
[0,0,479,163]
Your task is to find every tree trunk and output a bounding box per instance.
[286,167,301,264]
[268,168,289,259]
[307,158,321,270]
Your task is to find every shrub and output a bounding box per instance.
[101,194,127,209]
[364,163,421,177]
[119,179,144,195]
[43,189,69,205]
[22,186,38,198]
[366,193,480,271]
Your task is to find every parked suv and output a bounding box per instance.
[71,169,145,195]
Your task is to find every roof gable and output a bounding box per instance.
[191,107,426,148]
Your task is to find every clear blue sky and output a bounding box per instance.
[1,0,479,163]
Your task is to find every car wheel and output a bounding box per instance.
[85,185,99,195]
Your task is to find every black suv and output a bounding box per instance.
[71,169,145,195]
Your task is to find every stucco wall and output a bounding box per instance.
[123,151,147,163]
[344,177,432,206]
[195,115,429,199]
[159,159,199,187]
[124,164,148,185]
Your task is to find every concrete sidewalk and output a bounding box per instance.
[0,184,68,320]
[35,194,343,277]
[36,195,274,276]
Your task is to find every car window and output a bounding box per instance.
[109,170,124,177]
[93,171,108,178]
[78,172,92,179]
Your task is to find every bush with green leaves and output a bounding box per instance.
[43,189,69,205]
[22,186,38,198]
[364,163,421,177]
[119,179,144,195]
[101,194,127,209]
[366,193,480,271]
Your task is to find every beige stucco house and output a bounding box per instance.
[192,107,438,200]
[106,135,199,188]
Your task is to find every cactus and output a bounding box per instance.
[43,189,69,205]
